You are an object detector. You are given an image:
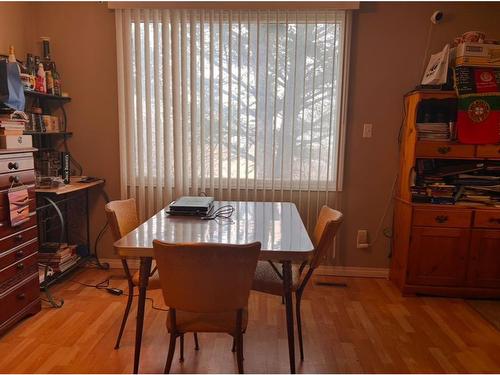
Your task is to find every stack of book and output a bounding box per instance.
[415,122,450,141]
[0,112,31,149]
[412,160,500,206]
[38,243,80,274]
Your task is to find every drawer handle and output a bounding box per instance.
[8,162,19,170]
[489,218,500,224]
[15,250,24,258]
[16,262,24,270]
[17,293,26,300]
[435,215,449,223]
[438,146,451,154]
[14,234,23,241]
[9,175,20,184]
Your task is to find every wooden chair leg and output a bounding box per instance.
[194,333,199,350]
[179,334,184,362]
[115,259,135,350]
[296,291,304,361]
[236,333,244,373]
[164,333,177,374]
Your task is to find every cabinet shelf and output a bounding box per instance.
[24,90,71,103]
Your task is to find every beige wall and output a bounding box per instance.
[2,2,500,266]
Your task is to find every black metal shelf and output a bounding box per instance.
[24,90,71,102]
[24,131,72,136]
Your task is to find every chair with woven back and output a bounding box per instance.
[153,240,261,374]
[252,205,343,361]
[105,198,182,349]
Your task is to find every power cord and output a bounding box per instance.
[68,276,169,312]
[201,204,235,221]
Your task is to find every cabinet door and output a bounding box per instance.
[408,227,469,286]
[467,230,500,288]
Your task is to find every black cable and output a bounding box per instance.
[201,204,234,221]
[69,277,168,311]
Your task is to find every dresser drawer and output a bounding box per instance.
[0,226,37,254]
[476,144,500,159]
[474,210,500,229]
[0,214,37,240]
[415,142,475,158]
[0,238,38,269]
[0,252,38,285]
[413,208,472,228]
[0,170,35,190]
[0,154,34,174]
[0,273,39,325]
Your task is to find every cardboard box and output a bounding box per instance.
[453,42,500,67]
[0,135,33,149]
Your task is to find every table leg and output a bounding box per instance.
[282,260,296,374]
[133,257,152,374]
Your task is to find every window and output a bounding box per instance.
[116,8,350,217]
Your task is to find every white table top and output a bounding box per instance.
[114,201,314,261]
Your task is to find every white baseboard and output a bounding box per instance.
[102,258,389,279]
[316,265,389,279]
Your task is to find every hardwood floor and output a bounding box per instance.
[1,268,499,373]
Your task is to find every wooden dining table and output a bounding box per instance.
[113,201,314,374]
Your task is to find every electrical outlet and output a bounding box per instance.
[363,123,373,138]
[357,229,369,249]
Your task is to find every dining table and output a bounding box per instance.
[113,200,314,374]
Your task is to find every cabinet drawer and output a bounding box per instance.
[0,252,38,285]
[0,238,38,269]
[0,274,39,325]
[415,142,475,158]
[0,214,37,240]
[474,210,500,229]
[413,208,472,228]
[476,144,500,159]
[0,170,35,190]
[0,226,38,255]
[0,155,34,174]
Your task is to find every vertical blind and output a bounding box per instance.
[115,9,349,227]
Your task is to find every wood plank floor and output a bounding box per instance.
[1,268,499,373]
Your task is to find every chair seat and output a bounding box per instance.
[132,270,161,290]
[252,261,302,296]
[167,308,248,334]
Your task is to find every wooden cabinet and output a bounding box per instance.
[390,91,500,298]
[408,227,469,287]
[467,230,500,288]
[0,149,40,336]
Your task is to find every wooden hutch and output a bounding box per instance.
[391,90,500,298]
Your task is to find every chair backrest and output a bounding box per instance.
[153,240,261,313]
[104,198,140,241]
[310,206,343,269]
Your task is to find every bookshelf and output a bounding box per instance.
[391,90,500,298]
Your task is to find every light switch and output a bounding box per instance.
[363,123,373,138]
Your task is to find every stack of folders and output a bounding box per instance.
[416,122,450,141]
[38,243,80,274]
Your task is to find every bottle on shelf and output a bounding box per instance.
[51,62,61,96]
[41,37,51,68]
[35,63,46,93]
[46,69,54,95]
[8,45,21,75]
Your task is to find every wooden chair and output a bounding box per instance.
[105,198,163,349]
[252,205,343,361]
[153,240,261,374]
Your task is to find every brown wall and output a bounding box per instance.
[341,2,500,268]
[0,2,36,58]
[2,2,500,267]
[31,2,120,260]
